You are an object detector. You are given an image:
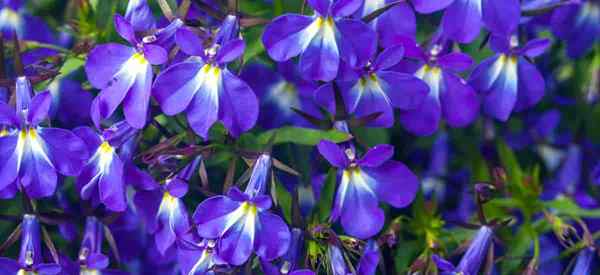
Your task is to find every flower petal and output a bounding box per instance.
[338,170,384,238]
[376,71,429,110]
[363,160,419,208]
[299,18,340,81]
[358,144,394,167]
[153,60,205,116]
[114,14,136,44]
[27,91,51,125]
[482,0,520,35]
[317,140,348,168]
[441,0,483,43]
[337,19,376,68]
[254,211,291,261]
[514,57,545,112]
[218,69,259,137]
[122,60,152,128]
[262,14,319,62]
[39,128,89,176]
[412,0,454,13]
[440,72,479,128]
[193,195,241,238]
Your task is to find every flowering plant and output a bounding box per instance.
[0,0,597,274]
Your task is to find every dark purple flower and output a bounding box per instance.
[552,1,600,58]
[469,35,550,121]
[434,226,494,275]
[125,0,156,32]
[317,140,419,238]
[134,157,199,255]
[74,121,138,212]
[192,154,291,265]
[315,45,430,128]
[85,14,168,129]
[0,77,88,199]
[74,216,129,274]
[0,215,61,274]
[152,20,258,138]
[262,0,376,81]
[397,45,480,135]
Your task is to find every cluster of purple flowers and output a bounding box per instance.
[0,0,597,274]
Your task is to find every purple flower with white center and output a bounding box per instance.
[125,0,156,32]
[315,45,430,128]
[0,0,55,42]
[262,0,377,81]
[152,23,258,139]
[241,61,320,129]
[0,77,88,199]
[433,226,494,275]
[0,214,61,274]
[177,234,227,275]
[317,140,419,238]
[74,121,138,212]
[441,0,521,43]
[192,154,291,265]
[469,35,550,121]
[85,14,168,129]
[551,0,600,58]
[134,157,199,255]
[397,45,480,135]
[355,0,416,47]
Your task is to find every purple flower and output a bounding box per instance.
[152,20,258,138]
[0,215,61,274]
[469,35,550,121]
[355,0,416,47]
[317,140,419,238]
[192,154,291,265]
[434,226,494,275]
[125,0,156,32]
[177,235,227,275]
[441,0,522,43]
[134,158,199,255]
[0,77,88,199]
[552,1,600,58]
[262,0,376,81]
[0,0,55,42]
[73,216,129,275]
[260,228,315,275]
[315,45,430,128]
[571,247,596,275]
[74,121,138,212]
[85,14,168,129]
[240,61,320,129]
[398,45,480,135]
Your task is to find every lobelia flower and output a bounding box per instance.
[192,154,291,265]
[441,0,522,43]
[317,140,419,238]
[551,0,600,58]
[73,121,138,212]
[325,239,380,275]
[125,0,156,32]
[433,226,494,275]
[0,214,61,274]
[85,14,168,129]
[152,19,258,139]
[570,247,596,275]
[177,233,227,275]
[260,228,315,275]
[0,0,55,42]
[72,216,128,275]
[134,157,200,255]
[396,44,480,136]
[354,0,416,47]
[0,76,88,199]
[262,0,376,81]
[469,35,550,121]
[314,45,430,128]
[240,61,320,129]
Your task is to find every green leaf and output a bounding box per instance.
[313,168,337,223]
[58,57,85,78]
[242,26,266,63]
[496,141,523,190]
[256,127,351,146]
[544,197,600,218]
[272,177,293,224]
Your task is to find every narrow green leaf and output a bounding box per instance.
[256,127,351,146]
